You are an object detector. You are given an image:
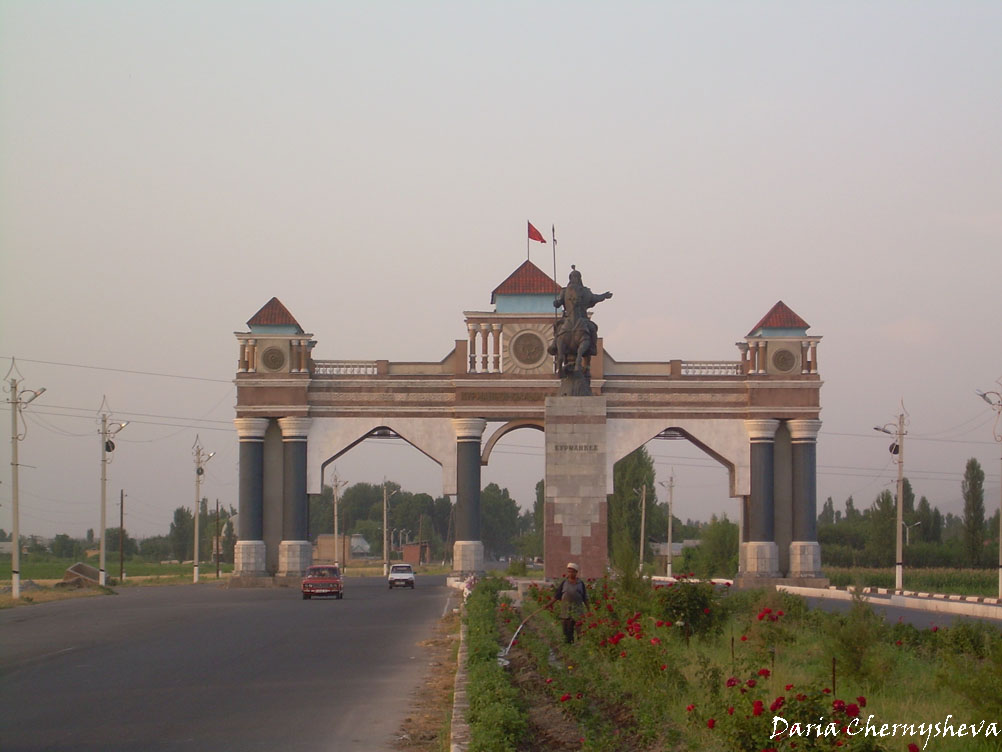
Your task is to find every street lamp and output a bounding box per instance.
[633,485,647,576]
[382,481,398,576]
[658,471,675,578]
[903,520,921,546]
[875,411,907,590]
[98,408,128,586]
[5,362,45,599]
[976,382,1002,598]
[192,436,215,583]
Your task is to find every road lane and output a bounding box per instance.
[0,575,453,752]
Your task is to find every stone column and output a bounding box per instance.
[479,324,489,372]
[491,323,502,372]
[789,419,823,578]
[234,417,269,576]
[452,418,486,573]
[742,419,780,577]
[467,324,477,372]
[278,417,312,578]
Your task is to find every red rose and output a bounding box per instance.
[856,696,867,708]
[726,677,738,687]
[752,700,764,716]
[846,703,860,718]
[560,694,571,702]
[740,635,748,641]
[785,684,794,691]
[771,697,785,712]
[758,668,770,677]
[545,678,553,684]
[833,699,846,712]
[707,718,716,729]
[727,706,734,715]
[746,679,756,688]
[686,704,695,712]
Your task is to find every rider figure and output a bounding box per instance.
[552,266,613,373]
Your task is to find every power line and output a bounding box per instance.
[0,356,232,384]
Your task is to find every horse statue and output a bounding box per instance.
[548,266,613,395]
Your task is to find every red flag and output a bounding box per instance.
[528,221,547,243]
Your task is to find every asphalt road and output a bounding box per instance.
[0,575,454,752]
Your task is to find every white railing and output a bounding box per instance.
[313,360,378,376]
[681,361,743,376]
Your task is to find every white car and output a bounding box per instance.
[388,563,416,589]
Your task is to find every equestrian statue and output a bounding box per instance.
[548,266,613,396]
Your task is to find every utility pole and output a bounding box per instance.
[331,469,348,566]
[635,485,647,576]
[5,363,45,599]
[98,404,127,587]
[215,498,220,579]
[875,411,906,590]
[659,471,675,578]
[192,436,215,583]
[977,381,1002,598]
[119,489,125,581]
[382,480,398,577]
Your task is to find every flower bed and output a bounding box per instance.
[476,573,1002,751]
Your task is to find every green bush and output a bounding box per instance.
[464,578,527,751]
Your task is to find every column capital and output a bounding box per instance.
[745,418,780,441]
[234,417,270,441]
[452,418,487,441]
[278,416,312,441]
[788,419,823,442]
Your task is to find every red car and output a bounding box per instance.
[301,565,343,600]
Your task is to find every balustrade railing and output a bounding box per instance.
[313,360,378,376]
[681,361,743,376]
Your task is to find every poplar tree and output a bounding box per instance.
[962,458,986,566]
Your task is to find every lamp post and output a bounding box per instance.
[976,382,1002,599]
[658,471,675,578]
[875,412,906,590]
[382,481,398,576]
[98,410,128,586]
[192,436,215,583]
[903,520,921,546]
[5,364,45,599]
[634,485,647,576]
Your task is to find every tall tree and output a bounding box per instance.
[962,458,986,566]
[480,483,520,560]
[865,490,896,566]
[818,497,835,526]
[915,496,934,543]
[168,506,194,561]
[608,446,655,571]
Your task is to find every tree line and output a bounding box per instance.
[818,457,998,568]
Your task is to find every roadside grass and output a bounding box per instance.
[0,583,115,609]
[824,566,998,597]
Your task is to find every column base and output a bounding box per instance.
[234,541,267,577]
[789,541,823,578]
[278,540,313,578]
[453,540,484,575]
[739,541,780,578]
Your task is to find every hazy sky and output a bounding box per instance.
[1,2,1000,540]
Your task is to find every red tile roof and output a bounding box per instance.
[247,297,303,331]
[747,301,810,336]
[491,260,561,303]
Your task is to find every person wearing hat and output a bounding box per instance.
[552,562,588,644]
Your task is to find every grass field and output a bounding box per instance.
[824,566,999,596]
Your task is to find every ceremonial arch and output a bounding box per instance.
[232,260,824,585]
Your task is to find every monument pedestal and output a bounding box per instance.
[544,396,608,581]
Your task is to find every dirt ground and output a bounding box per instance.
[393,604,462,751]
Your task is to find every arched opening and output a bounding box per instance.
[311,425,452,568]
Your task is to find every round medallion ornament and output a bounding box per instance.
[510,330,546,368]
[261,347,286,371]
[772,349,796,373]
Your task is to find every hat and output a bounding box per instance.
[566,562,579,571]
